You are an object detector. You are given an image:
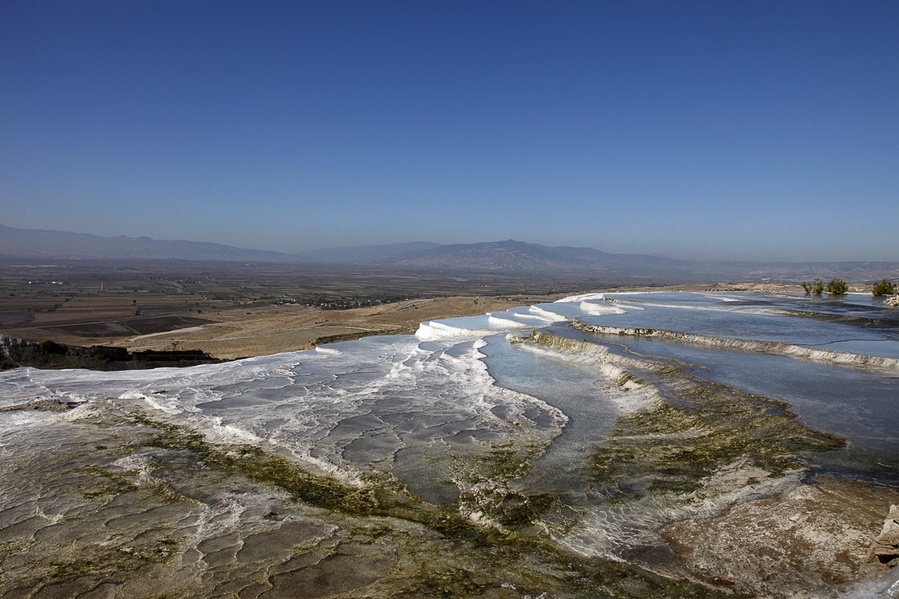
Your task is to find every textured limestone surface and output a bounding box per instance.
[662,478,899,598]
[0,399,735,599]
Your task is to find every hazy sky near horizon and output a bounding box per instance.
[1,1,897,261]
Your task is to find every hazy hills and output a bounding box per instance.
[0,225,293,263]
[0,225,681,273]
[374,240,692,274]
[2,225,897,283]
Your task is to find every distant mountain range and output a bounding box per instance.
[2,224,897,283]
[354,239,693,275]
[0,224,293,262]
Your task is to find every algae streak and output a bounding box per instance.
[592,378,845,501]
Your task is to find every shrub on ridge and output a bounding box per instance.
[872,279,896,297]
[825,279,848,295]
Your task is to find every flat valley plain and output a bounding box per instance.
[0,260,606,360]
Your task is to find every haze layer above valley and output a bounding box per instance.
[2,225,897,284]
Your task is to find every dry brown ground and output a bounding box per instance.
[114,283,802,360]
[0,261,581,359]
[0,279,809,361]
[113,295,562,360]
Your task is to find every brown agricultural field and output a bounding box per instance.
[0,260,582,360]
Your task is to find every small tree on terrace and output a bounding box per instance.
[802,278,824,296]
[815,279,824,296]
[872,279,896,297]
[825,279,848,295]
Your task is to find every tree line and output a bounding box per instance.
[801,278,895,297]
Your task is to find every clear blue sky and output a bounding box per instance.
[1,0,897,261]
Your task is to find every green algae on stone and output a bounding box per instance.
[78,464,140,498]
[30,531,182,587]
[125,406,742,598]
[2,398,747,599]
[592,374,845,500]
[450,439,562,529]
[138,418,390,515]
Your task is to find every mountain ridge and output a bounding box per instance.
[0,224,295,262]
[2,225,897,283]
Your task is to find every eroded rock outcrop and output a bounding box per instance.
[870,504,899,567]
[663,479,899,597]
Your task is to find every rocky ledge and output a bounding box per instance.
[0,336,221,371]
[871,504,899,567]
